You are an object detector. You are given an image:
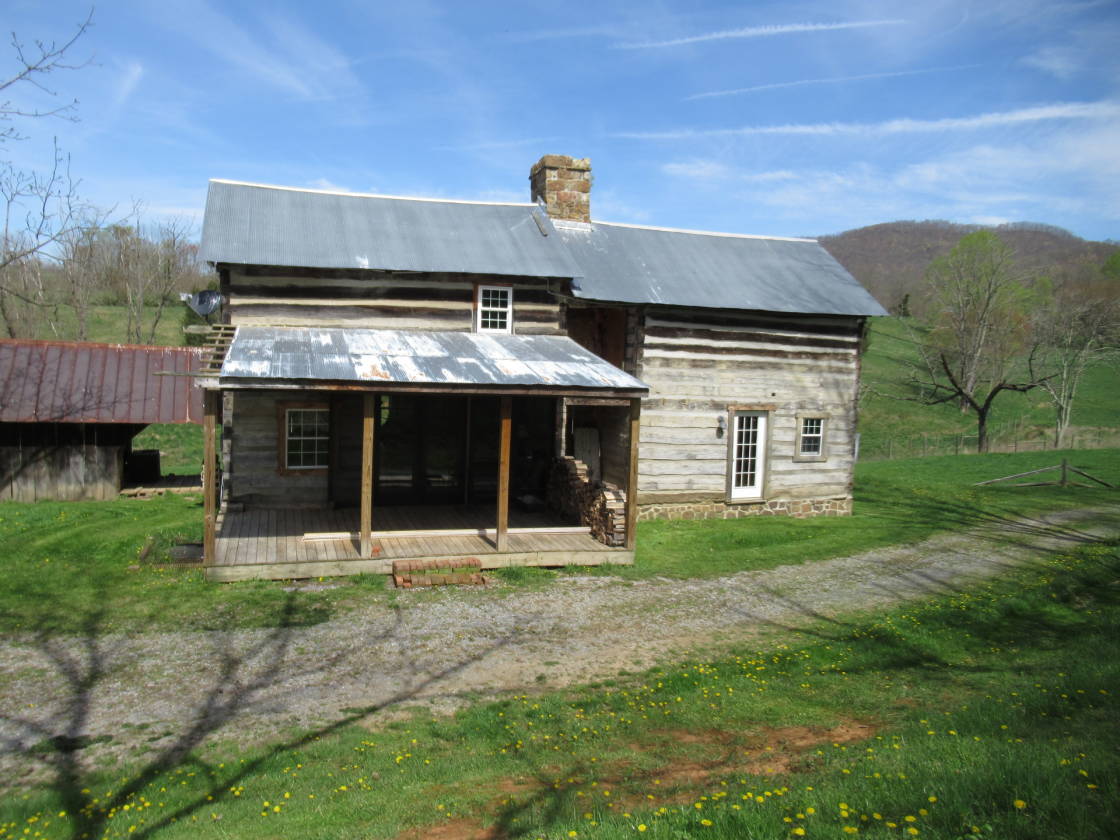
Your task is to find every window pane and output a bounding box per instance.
[734,415,759,488]
[799,417,824,455]
[800,436,822,455]
[285,408,329,469]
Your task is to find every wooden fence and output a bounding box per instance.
[858,426,1120,462]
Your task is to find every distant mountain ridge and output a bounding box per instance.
[818,221,1118,315]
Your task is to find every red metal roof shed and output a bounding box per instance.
[0,340,203,425]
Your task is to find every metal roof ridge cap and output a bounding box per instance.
[208,179,537,208]
[0,337,202,353]
[588,218,818,243]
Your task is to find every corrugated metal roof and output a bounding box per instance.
[200,180,582,279]
[0,340,204,424]
[221,327,648,395]
[557,221,887,316]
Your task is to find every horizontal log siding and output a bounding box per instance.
[637,309,863,505]
[228,390,329,507]
[226,269,563,334]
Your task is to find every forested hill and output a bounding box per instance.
[819,221,1118,315]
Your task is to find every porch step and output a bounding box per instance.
[392,557,486,589]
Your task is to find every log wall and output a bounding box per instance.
[635,307,864,515]
[227,390,329,507]
[225,266,564,335]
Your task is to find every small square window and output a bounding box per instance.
[283,407,329,470]
[795,416,828,461]
[476,285,512,333]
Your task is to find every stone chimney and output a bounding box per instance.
[529,155,591,223]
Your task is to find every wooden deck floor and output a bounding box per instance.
[209,505,631,582]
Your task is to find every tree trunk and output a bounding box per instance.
[976,409,990,453]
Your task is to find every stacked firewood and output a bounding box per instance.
[548,456,627,547]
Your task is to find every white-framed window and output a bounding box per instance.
[794,414,829,462]
[283,405,329,471]
[475,285,512,333]
[728,410,768,500]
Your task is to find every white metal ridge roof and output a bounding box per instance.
[200,180,583,279]
[220,327,649,395]
[208,178,537,208]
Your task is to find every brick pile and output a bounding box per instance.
[392,557,485,588]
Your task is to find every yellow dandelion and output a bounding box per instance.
[638,826,647,833]
[792,829,806,837]
[1013,799,1027,810]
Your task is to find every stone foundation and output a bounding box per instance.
[637,496,852,521]
[547,455,627,546]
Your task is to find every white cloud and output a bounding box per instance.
[615,19,906,49]
[112,62,145,111]
[661,160,731,179]
[154,0,364,101]
[616,101,1120,140]
[307,178,352,193]
[662,161,797,183]
[1022,46,1081,79]
[686,65,980,100]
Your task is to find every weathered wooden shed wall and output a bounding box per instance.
[633,307,864,519]
[223,267,565,336]
[0,423,136,502]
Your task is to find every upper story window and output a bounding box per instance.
[475,285,512,333]
[794,415,829,462]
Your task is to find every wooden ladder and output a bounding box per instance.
[200,324,237,376]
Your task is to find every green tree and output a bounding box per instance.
[1030,252,1120,446]
[909,231,1049,452]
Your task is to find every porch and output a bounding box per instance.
[207,504,631,582]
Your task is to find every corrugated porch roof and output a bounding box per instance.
[219,327,648,397]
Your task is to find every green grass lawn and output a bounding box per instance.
[2,528,1116,839]
[859,318,1120,458]
[44,304,188,347]
[0,450,1115,637]
[130,424,204,475]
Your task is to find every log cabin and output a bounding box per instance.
[196,155,886,581]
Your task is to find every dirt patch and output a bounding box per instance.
[395,818,504,840]
[468,719,878,819]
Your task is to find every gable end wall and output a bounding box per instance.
[635,307,864,519]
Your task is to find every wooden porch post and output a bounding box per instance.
[496,395,512,552]
[360,393,375,558]
[203,389,219,566]
[625,397,642,551]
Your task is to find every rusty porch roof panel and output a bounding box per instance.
[0,340,205,425]
[220,327,648,395]
[200,180,583,279]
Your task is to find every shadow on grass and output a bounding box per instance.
[723,520,1120,681]
[0,578,529,840]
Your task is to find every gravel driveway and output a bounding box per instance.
[2,505,1117,783]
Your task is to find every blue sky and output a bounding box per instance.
[6,0,1120,241]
